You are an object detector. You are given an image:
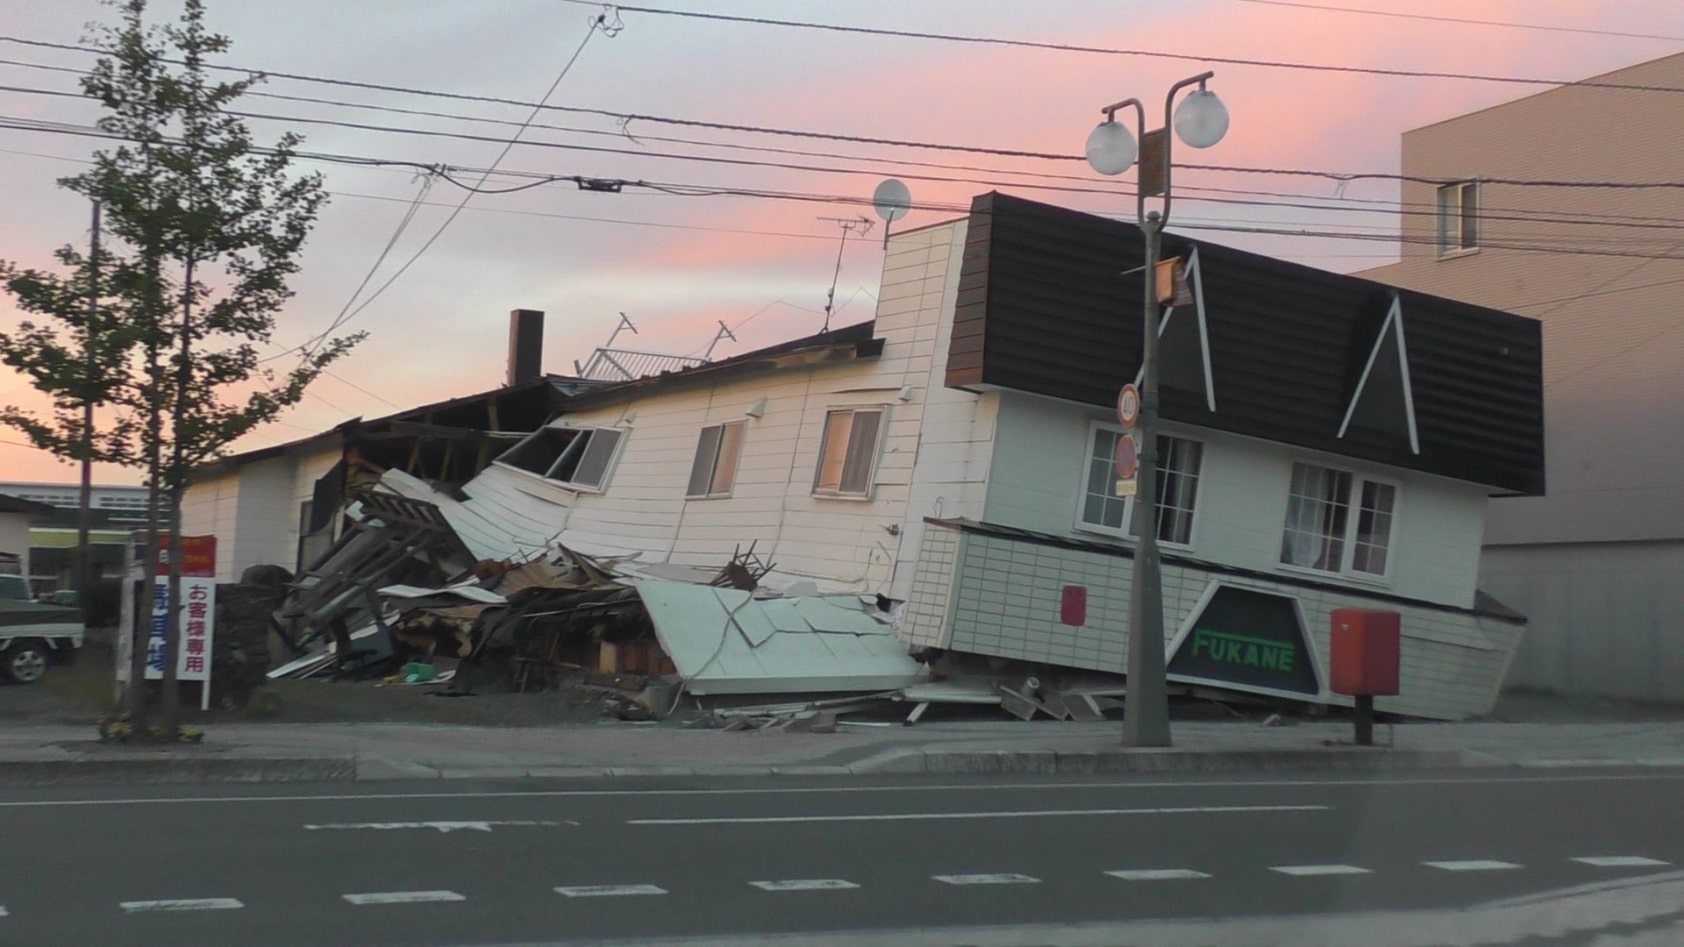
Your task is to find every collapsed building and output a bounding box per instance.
[215,193,1544,723]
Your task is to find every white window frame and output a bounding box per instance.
[812,407,886,499]
[686,420,746,499]
[1074,421,1203,549]
[1278,461,1400,581]
[1436,180,1479,256]
[494,425,626,493]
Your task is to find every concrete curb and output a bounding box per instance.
[0,755,357,787]
[851,746,1478,776]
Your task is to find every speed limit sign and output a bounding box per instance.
[1116,384,1140,428]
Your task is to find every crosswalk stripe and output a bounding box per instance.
[932,873,1040,885]
[342,890,464,905]
[119,898,243,913]
[749,879,860,891]
[1573,856,1671,868]
[554,884,668,897]
[1105,869,1212,881]
[1424,860,1522,872]
[1270,864,1372,877]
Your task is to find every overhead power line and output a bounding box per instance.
[291,10,608,356]
[12,112,1684,262]
[9,37,1684,192]
[589,3,1684,96]
[1227,0,1684,43]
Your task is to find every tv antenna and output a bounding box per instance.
[701,320,737,359]
[872,178,912,250]
[820,215,873,331]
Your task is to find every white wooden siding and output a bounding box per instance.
[180,471,241,581]
[450,220,992,595]
[231,457,294,580]
[982,390,1489,609]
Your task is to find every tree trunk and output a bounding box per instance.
[123,256,166,727]
[158,257,196,739]
[124,346,164,725]
[157,490,184,737]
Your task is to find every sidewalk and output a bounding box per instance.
[3,717,1682,787]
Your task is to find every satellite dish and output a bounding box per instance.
[872,179,912,251]
[873,178,911,222]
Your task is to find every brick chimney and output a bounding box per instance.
[507,309,544,387]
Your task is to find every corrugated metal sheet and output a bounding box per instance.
[634,579,925,695]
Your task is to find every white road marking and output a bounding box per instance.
[7,773,1678,808]
[933,873,1041,885]
[1105,869,1212,881]
[305,820,574,833]
[343,890,465,905]
[750,879,861,891]
[554,884,668,898]
[1270,864,1372,877]
[1573,856,1671,868]
[628,804,1327,826]
[0,905,8,917]
[1424,860,1522,872]
[119,898,244,913]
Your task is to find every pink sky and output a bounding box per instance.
[3,0,1682,485]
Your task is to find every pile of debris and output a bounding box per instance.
[259,480,1198,728]
[263,488,931,719]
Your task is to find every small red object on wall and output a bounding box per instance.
[1330,609,1401,696]
[1060,585,1087,627]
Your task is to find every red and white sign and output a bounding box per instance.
[1113,432,1140,480]
[116,534,218,710]
[1116,384,1141,429]
[145,576,216,683]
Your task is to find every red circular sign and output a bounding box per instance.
[1116,384,1141,428]
[1114,433,1139,479]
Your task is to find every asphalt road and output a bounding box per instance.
[3,769,1684,946]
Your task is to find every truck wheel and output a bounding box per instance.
[2,641,50,684]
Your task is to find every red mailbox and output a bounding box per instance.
[1330,609,1401,696]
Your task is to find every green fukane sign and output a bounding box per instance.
[1185,629,1296,672]
[1167,586,1320,695]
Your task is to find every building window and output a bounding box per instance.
[813,408,884,497]
[687,421,746,498]
[1079,425,1203,546]
[1436,180,1478,255]
[496,426,624,491]
[1280,462,1397,577]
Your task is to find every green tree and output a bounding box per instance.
[2,0,360,734]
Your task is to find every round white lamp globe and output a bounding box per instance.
[1085,120,1137,176]
[1173,89,1229,149]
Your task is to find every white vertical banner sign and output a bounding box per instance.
[116,534,218,711]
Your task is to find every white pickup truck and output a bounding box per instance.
[0,574,83,684]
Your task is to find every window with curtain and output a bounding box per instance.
[686,421,746,498]
[813,408,884,497]
[1280,461,1397,577]
[1078,424,1203,546]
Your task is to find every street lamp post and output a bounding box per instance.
[1084,73,1229,747]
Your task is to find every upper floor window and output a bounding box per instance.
[496,426,623,491]
[687,421,746,498]
[1078,424,1203,546]
[1436,180,1478,255]
[1280,462,1397,578]
[814,408,884,497]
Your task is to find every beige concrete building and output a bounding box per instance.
[1362,52,1684,702]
